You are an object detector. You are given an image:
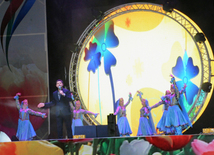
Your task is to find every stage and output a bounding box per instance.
[1,133,214,155]
[1,1,214,155]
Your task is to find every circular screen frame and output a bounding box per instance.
[69,2,214,134]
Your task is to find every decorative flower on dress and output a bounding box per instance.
[120,139,152,155]
[172,52,199,105]
[191,139,214,155]
[146,135,193,151]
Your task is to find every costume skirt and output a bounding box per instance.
[117,117,132,135]
[137,117,153,136]
[16,119,36,141]
[156,110,174,134]
[165,105,188,130]
[72,119,83,135]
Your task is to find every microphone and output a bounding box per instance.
[58,86,65,97]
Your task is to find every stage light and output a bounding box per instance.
[201,82,212,93]
[163,1,174,13]
[194,33,206,43]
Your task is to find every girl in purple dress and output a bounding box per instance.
[14,93,47,141]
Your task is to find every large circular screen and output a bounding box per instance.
[70,3,214,136]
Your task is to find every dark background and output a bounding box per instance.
[46,0,214,137]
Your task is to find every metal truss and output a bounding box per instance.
[69,2,212,125]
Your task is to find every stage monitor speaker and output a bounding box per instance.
[96,125,108,137]
[114,124,119,136]
[107,114,119,137]
[74,126,96,138]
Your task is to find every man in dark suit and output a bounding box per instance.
[38,79,73,139]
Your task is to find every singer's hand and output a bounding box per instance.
[43,115,47,118]
[59,90,65,96]
[38,103,45,108]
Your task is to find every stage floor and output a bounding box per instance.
[1,134,214,155]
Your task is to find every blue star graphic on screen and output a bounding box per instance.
[172,51,199,105]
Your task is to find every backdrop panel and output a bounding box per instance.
[0,0,49,139]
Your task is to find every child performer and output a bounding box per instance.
[14,93,47,141]
[70,100,99,135]
[137,91,156,136]
[114,93,133,136]
[150,90,173,134]
[165,75,192,135]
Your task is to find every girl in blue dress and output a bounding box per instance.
[150,90,174,134]
[137,91,156,136]
[70,100,99,135]
[114,93,133,136]
[14,93,47,141]
[165,75,192,135]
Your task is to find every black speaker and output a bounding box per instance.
[201,82,212,92]
[107,114,119,137]
[115,124,119,136]
[75,126,96,138]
